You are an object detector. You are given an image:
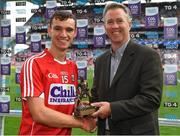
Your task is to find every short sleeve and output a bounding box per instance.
[20,57,43,98]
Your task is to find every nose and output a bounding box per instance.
[111,22,119,28]
[60,29,68,37]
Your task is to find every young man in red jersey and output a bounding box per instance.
[19,11,96,135]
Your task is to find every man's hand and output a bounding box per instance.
[81,117,97,133]
[91,102,111,119]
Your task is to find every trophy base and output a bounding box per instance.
[74,105,98,118]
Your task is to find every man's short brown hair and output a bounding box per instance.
[103,2,132,22]
[49,10,76,27]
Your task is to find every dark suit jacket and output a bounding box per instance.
[91,40,163,135]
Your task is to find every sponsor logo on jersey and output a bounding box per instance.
[48,84,76,105]
[60,71,68,76]
[48,73,59,79]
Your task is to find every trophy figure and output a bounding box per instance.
[74,77,98,118]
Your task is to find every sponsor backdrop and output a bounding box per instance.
[0,0,180,129]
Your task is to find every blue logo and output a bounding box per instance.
[165,90,177,98]
[48,84,76,105]
[50,86,76,97]
[164,114,177,120]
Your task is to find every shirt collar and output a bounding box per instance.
[110,39,130,58]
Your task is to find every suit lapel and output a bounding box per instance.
[103,51,111,89]
[110,40,136,87]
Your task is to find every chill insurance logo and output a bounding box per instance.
[48,84,76,105]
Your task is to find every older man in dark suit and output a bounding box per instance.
[90,2,163,135]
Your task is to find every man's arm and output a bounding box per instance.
[27,97,96,131]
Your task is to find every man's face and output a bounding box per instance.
[48,18,76,51]
[104,8,131,45]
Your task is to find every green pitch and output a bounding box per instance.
[3,67,180,135]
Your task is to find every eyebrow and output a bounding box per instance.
[53,25,75,31]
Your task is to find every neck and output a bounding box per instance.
[111,42,124,52]
[48,47,67,62]
[111,38,129,52]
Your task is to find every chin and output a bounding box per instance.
[59,47,68,51]
[58,44,68,48]
[112,40,122,43]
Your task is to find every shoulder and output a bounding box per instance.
[96,50,110,62]
[67,59,78,69]
[67,59,77,65]
[139,46,159,58]
[129,40,159,56]
[23,51,47,67]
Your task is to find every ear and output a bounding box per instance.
[128,21,132,30]
[47,25,52,38]
[73,28,77,38]
[104,23,107,34]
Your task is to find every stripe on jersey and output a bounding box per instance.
[23,51,46,97]
[30,122,35,135]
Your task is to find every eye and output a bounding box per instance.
[107,20,113,25]
[53,26,62,31]
[116,19,124,24]
[66,27,74,33]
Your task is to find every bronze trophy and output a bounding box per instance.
[74,77,98,118]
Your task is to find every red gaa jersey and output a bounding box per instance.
[19,49,78,135]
